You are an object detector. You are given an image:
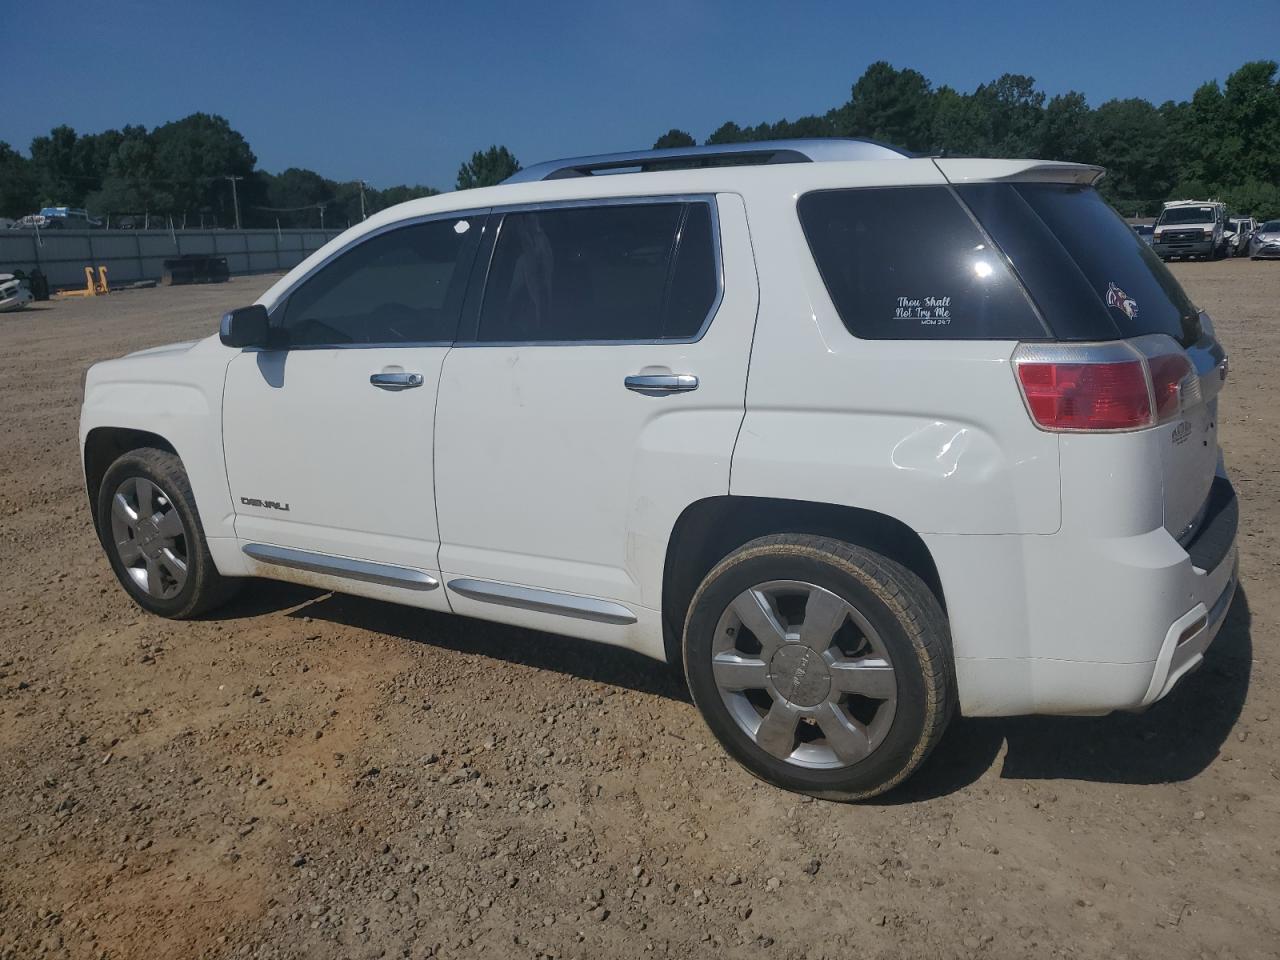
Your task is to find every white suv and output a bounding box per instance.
[80,140,1238,800]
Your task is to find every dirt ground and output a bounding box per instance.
[0,262,1276,960]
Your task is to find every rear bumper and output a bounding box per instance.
[1139,559,1236,707]
[928,475,1239,717]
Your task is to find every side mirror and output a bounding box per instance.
[220,304,270,348]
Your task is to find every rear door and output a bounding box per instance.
[433,194,758,631]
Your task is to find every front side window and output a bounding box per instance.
[477,201,718,342]
[278,217,477,347]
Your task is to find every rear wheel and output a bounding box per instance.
[683,534,953,801]
[96,448,239,618]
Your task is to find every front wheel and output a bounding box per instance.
[683,534,954,801]
[96,448,239,618]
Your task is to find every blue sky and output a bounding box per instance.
[6,0,1279,189]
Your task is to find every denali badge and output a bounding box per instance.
[241,496,291,512]
[1171,421,1192,445]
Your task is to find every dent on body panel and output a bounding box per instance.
[890,421,984,481]
[734,409,1057,535]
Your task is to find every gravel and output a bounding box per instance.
[0,263,1277,958]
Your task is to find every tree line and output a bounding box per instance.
[2,60,1277,226]
[652,59,1280,219]
[0,114,521,228]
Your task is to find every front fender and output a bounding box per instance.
[79,336,237,545]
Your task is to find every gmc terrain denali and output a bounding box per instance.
[80,140,1238,800]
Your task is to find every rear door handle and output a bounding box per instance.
[370,372,424,390]
[624,374,699,394]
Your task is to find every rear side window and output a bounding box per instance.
[797,187,1046,340]
[279,217,476,347]
[477,201,718,342]
[958,183,1202,345]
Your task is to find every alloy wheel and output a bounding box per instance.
[109,476,189,600]
[711,580,898,769]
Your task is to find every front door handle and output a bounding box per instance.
[370,372,424,390]
[624,373,699,395]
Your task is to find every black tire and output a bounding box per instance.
[95,447,239,618]
[683,534,953,801]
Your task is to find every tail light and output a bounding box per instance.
[1013,337,1196,433]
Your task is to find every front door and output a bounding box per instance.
[222,212,485,604]
[434,195,758,638]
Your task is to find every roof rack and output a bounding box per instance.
[502,138,912,184]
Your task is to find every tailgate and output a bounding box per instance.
[1161,335,1229,543]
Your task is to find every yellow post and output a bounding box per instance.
[96,266,110,294]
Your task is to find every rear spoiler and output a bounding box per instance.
[933,159,1106,186]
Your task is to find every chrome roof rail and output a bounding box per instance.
[503,138,912,184]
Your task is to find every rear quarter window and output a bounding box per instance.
[797,187,1047,341]
[958,183,1202,345]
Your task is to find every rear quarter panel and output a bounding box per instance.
[730,177,1062,538]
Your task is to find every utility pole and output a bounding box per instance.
[318,201,327,230]
[225,175,244,229]
[357,179,368,221]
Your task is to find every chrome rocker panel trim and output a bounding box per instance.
[447,578,637,625]
[242,543,439,591]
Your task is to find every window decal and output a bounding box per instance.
[1105,282,1139,321]
[894,295,952,325]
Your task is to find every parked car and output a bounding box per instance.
[0,274,34,313]
[1153,199,1229,260]
[1132,223,1155,245]
[1249,219,1280,259]
[1225,217,1256,257]
[79,140,1238,800]
[11,207,102,230]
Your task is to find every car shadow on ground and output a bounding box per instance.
[888,586,1254,803]
[215,581,1252,801]
[214,581,691,703]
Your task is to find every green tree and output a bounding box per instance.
[1092,98,1175,214]
[833,61,934,151]
[0,142,37,218]
[457,145,519,189]
[930,86,988,155]
[653,129,696,149]
[1221,60,1280,185]
[705,122,747,145]
[29,125,85,206]
[974,73,1045,156]
[1220,179,1280,220]
[150,113,256,218]
[374,184,440,210]
[85,130,172,218]
[1037,92,1097,162]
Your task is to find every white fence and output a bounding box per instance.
[0,228,341,289]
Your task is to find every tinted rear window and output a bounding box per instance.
[957,183,1202,345]
[797,187,1047,340]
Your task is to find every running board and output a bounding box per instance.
[242,543,439,591]
[447,578,636,625]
